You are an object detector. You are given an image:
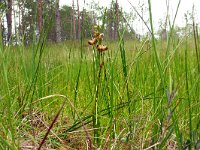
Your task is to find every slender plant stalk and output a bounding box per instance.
[185,32,192,150]
[148,0,165,88]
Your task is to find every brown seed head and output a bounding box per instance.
[88,38,97,45]
[98,33,104,40]
[97,44,108,52]
[94,32,100,38]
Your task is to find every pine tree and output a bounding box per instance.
[71,0,76,40]
[114,0,119,40]
[6,0,12,42]
[55,0,61,42]
[38,0,42,34]
[77,0,81,39]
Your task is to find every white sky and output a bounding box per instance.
[60,0,200,35]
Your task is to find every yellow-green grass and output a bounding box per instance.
[0,39,199,149]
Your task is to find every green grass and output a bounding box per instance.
[0,36,199,149]
[0,3,199,148]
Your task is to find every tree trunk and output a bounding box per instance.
[38,0,42,34]
[13,6,16,38]
[72,0,76,40]
[6,0,12,42]
[114,0,119,40]
[77,0,81,39]
[55,0,61,42]
[21,1,25,36]
[70,13,73,40]
[108,11,113,40]
[17,0,25,36]
[18,1,21,35]
[81,9,84,37]
[0,16,3,46]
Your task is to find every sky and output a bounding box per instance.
[59,0,200,35]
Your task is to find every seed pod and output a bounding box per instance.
[97,44,108,52]
[98,33,104,39]
[88,38,97,45]
[94,32,100,38]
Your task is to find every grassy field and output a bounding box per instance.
[0,32,200,149]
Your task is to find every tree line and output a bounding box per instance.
[0,0,137,46]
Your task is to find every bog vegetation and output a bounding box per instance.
[0,0,200,149]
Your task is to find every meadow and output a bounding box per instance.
[0,32,200,149]
[0,0,200,148]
